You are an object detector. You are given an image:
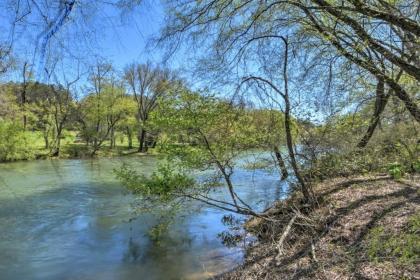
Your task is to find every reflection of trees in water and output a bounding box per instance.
[121,163,285,266]
[123,218,195,264]
[123,237,142,262]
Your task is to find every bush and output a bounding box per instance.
[115,162,195,201]
[412,160,420,173]
[300,115,419,180]
[0,121,35,161]
[388,162,404,179]
[305,142,419,180]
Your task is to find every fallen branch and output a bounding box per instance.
[275,213,298,265]
[311,238,318,263]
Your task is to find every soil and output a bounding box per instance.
[216,174,420,280]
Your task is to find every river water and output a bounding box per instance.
[0,154,287,280]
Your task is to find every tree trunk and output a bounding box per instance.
[51,137,61,157]
[298,4,420,123]
[21,62,28,130]
[51,125,63,157]
[273,145,288,180]
[138,129,147,152]
[127,127,133,149]
[357,78,389,148]
[221,168,239,210]
[44,134,49,149]
[110,126,115,148]
[93,138,98,151]
[282,37,311,202]
[151,139,157,148]
[390,80,420,122]
[284,98,311,201]
[55,137,61,157]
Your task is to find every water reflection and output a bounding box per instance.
[0,154,287,280]
[123,237,142,263]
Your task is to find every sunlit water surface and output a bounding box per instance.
[0,154,287,280]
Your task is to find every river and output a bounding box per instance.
[0,154,287,280]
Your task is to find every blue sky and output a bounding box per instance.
[97,2,166,68]
[0,1,324,118]
[0,1,174,83]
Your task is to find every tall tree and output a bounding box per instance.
[158,0,419,124]
[152,88,260,215]
[78,62,130,156]
[124,62,172,152]
[242,37,312,201]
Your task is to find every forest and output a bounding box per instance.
[0,0,418,279]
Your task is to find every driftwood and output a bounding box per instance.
[275,213,298,265]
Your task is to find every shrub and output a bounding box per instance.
[0,121,35,161]
[300,116,420,180]
[115,162,195,201]
[305,142,418,180]
[388,162,404,179]
[412,160,420,173]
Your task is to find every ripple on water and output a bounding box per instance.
[0,154,287,280]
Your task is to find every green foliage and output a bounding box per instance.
[152,88,262,173]
[247,109,297,149]
[413,160,420,173]
[115,162,193,242]
[306,149,381,179]
[303,116,420,179]
[0,84,21,120]
[388,162,404,179]
[0,121,35,161]
[115,162,195,201]
[367,214,420,266]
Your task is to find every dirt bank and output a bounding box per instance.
[217,175,419,280]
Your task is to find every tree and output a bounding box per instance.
[158,0,420,132]
[78,63,131,156]
[155,0,419,200]
[150,88,261,215]
[242,37,312,201]
[47,79,79,156]
[0,83,21,121]
[124,62,173,152]
[248,109,290,180]
[19,62,30,129]
[45,84,76,156]
[0,0,144,81]
[0,121,34,162]
[0,84,35,161]
[27,82,55,150]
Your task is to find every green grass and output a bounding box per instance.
[25,130,153,160]
[367,213,420,266]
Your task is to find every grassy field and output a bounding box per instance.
[27,130,151,159]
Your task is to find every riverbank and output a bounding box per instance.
[2,139,158,163]
[217,174,419,279]
[0,129,160,163]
